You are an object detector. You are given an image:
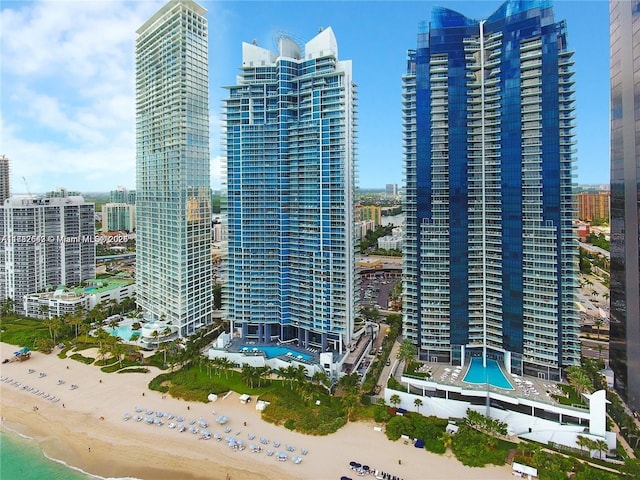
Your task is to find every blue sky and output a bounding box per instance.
[0,0,610,193]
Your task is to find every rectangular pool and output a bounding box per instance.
[462,357,514,390]
[241,345,313,361]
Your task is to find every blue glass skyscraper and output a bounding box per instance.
[403,0,580,380]
[224,29,357,353]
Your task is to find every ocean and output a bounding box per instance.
[0,429,142,480]
[0,429,92,480]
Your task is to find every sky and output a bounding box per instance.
[0,0,610,193]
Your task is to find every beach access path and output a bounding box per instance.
[0,342,513,480]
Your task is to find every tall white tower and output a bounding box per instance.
[135,0,212,336]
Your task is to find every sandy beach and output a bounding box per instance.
[0,342,514,480]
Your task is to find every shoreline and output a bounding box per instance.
[0,342,513,480]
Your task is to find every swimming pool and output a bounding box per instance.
[462,357,514,390]
[240,345,313,361]
[107,321,140,341]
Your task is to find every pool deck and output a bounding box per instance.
[405,361,569,408]
[224,338,321,365]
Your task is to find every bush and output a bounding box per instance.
[284,419,296,430]
[451,426,510,467]
[70,353,95,364]
[424,437,446,454]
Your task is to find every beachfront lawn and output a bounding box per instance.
[148,363,355,435]
[0,316,50,349]
[149,364,278,402]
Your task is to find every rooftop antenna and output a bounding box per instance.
[252,38,257,45]
[318,27,323,33]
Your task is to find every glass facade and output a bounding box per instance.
[135,0,212,336]
[224,29,357,353]
[403,0,579,379]
[610,0,640,411]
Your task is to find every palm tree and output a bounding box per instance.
[595,439,609,459]
[398,339,417,367]
[576,435,589,455]
[593,318,604,340]
[112,340,126,369]
[343,389,360,422]
[389,394,401,409]
[338,373,360,391]
[283,365,298,389]
[567,366,594,396]
[108,317,120,331]
[312,370,330,390]
[68,309,84,341]
[50,316,63,344]
[293,365,307,391]
[241,364,256,388]
[256,366,272,387]
[151,330,159,349]
[1,298,16,316]
[413,398,423,413]
[219,358,234,379]
[42,317,56,340]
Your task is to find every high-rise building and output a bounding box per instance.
[0,190,95,313]
[102,203,136,232]
[224,28,357,352]
[575,191,610,223]
[610,0,640,411]
[110,186,136,205]
[0,155,9,204]
[403,0,579,380]
[135,0,212,336]
[385,183,398,196]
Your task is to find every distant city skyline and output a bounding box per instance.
[1,1,609,193]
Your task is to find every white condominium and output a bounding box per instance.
[135,0,212,336]
[0,190,95,313]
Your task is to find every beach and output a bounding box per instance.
[0,342,514,480]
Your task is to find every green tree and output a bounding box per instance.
[68,308,85,341]
[35,337,55,353]
[398,338,417,365]
[112,340,126,369]
[1,298,16,316]
[42,316,56,340]
[414,398,423,413]
[389,394,401,409]
[566,366,594,396]
[241,364,258,389]
[595,439,609,459]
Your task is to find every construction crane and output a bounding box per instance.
[22,176,32,198]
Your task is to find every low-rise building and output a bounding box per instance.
[24,278,135,318]
[377,235,403,251]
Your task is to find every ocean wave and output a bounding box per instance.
[41,450,143,480]
[2,421,141,480]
